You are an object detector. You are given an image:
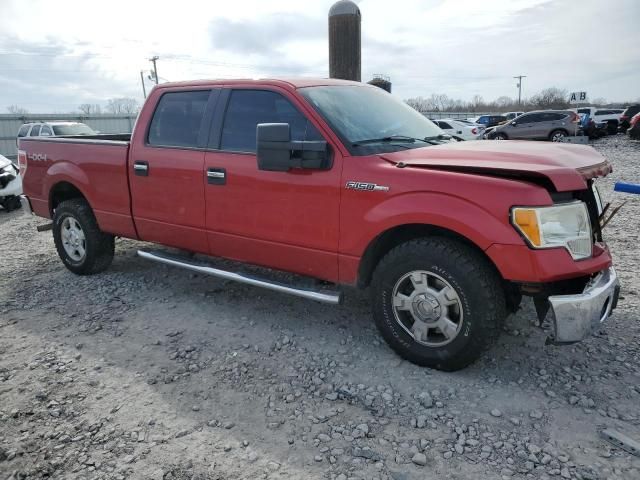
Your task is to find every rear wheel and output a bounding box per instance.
[493,133,508,140]
[549,129,567,142]
[53,199,114,275]
[371,237,506,371]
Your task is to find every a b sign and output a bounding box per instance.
[569,91,588,104]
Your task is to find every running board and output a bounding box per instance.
[137,249,343,305]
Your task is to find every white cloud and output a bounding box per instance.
[0,0,638,112]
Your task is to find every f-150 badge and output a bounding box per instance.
[345,181,389,192]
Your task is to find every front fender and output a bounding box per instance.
[356,191,523,254]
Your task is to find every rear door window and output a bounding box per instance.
[40,126,53,136]
[438,121,452,129]
[148,90,211,148]
[29,125,41,136]
[219,89,322,153]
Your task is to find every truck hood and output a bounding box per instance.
[380,140,612,191]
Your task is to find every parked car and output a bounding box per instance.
[487,110,581,141]
[471,115,507,128]
[18,78,619,371]
[574,107,624,135]
[16,121,97,147]
[0,153,22,211]
[432,119,483,141]
[618,105,640,133]
[628,112,640,140]
[504,111,524,121]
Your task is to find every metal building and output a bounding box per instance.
[0,114,137,161]
[329,0,361,82]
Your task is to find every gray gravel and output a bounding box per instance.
[1,135,639,479]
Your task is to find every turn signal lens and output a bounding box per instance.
[513,209,541,246]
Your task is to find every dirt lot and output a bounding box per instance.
[1,135,639,480]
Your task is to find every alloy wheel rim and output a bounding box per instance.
[391,270,464,347]
[61,216,86,262]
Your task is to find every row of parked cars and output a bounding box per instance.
[431,104,640,142]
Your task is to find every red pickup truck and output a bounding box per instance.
[18,78,619,371]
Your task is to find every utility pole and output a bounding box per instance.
[140,70,147,98]
[513,75,526,106]
[149,56,159,85]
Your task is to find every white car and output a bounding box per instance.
[16,121,96,148]
[0,154,22,211]
[573,107,624,134]
[432,119,484,141]
[504,111,524,121]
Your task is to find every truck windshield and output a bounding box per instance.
[299,85,444,154]
[52,124,96,136]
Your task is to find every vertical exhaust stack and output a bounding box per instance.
[329,0,361,82]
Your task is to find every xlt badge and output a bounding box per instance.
[345,181,389,192]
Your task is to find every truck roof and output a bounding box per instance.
[154,77,363,90]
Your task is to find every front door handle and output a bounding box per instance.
[207,168,226,185]
[134,161,149,177]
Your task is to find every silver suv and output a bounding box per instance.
[16,121,96,147]
[488,110,580,141]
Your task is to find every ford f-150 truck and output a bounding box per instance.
[18,78,620,371]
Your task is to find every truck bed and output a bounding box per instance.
[20,134,138,239]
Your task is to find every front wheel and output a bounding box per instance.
[493,133,507,140]
[549,129,567,142]
[53,199,115,275]
[371,238,506,371]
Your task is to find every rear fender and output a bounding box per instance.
[44,161,92,213]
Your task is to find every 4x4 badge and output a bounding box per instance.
[345,181,389,192]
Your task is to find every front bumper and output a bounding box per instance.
[548,267,619,343]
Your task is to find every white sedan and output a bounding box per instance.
[432,119,484,141]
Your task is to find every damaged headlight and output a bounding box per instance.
[511,201,592,260]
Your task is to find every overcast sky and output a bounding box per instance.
[0,0,638,113]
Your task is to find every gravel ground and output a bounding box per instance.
[1,135,639,480]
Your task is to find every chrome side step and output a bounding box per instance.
[137,249,343,305]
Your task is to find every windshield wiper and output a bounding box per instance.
[423,134,452,144]
[352,135,430,147]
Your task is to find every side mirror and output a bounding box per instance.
[257,123,330,172]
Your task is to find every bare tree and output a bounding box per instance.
[405,96,434,112]
[528,87,569,110]
[105,98,140,115]
[78,103,102,115]
[7,105,29,114]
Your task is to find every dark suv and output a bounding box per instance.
[473,115,507,128]
[487,110,581,141]
[618,105,640,133]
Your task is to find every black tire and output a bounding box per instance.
[371,237,506,371]
[549,129,568,142]
[53,199,114,275]
[493,133,508,140]
[1,196,21,212]
[606,121,618,135]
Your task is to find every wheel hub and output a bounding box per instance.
[412,294,441,322]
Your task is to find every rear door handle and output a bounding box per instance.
[207,168,226,185]
[134,161,149,177]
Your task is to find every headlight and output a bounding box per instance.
[512,201,592,260]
